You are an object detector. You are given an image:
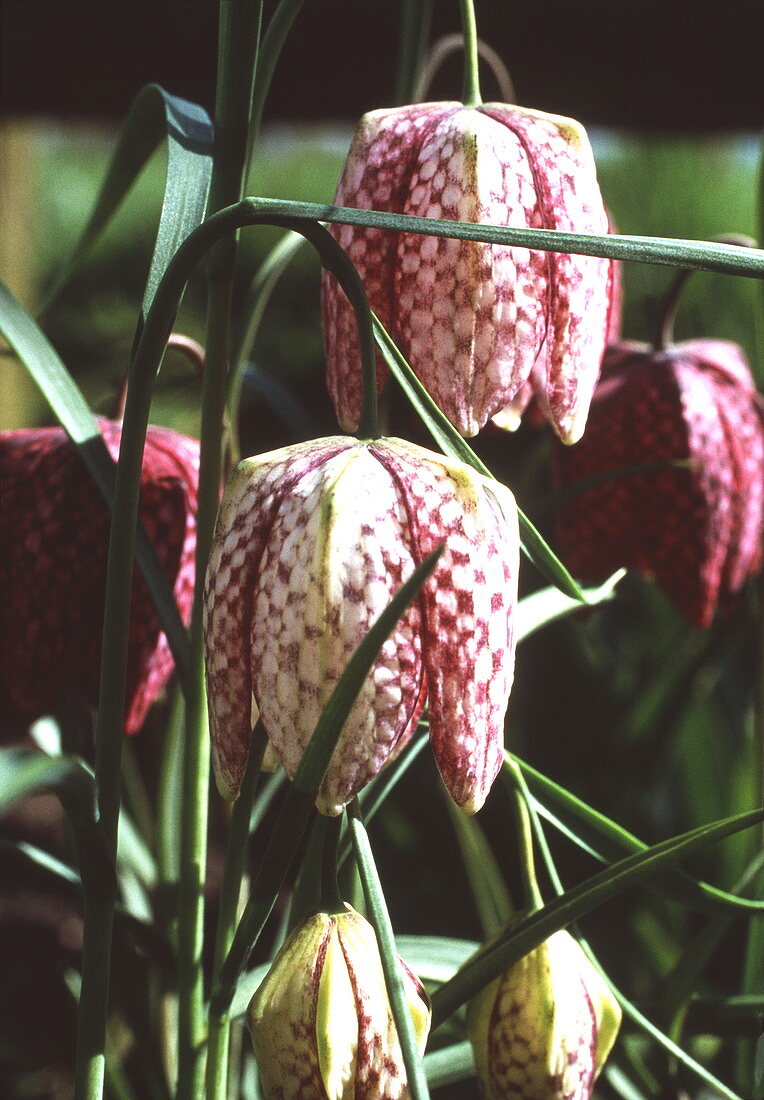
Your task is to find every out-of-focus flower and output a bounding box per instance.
[322,101,611,442]
[248,904,430,1100]
[467,930,621,1100]
[204,435,519,815]
[552,339,764,627]
[0,419,199,734]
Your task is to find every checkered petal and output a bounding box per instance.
[553,340,764,627]
[204,435,519,814]
[467,930,621,1100]
[371,439,519,813]
[0,420,198,734]
[248,905,430,1098]
[322,101,610,441]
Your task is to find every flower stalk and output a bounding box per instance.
[458,0,482,107]
[176,5,263,1096]
[348,800,432,1100]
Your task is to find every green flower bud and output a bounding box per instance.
[467,930,621,1100]
[248,904,431,1098]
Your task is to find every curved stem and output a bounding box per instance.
[655,232,758,349]
[395,0,434,105]
[503,756,543,911]
[413,33,515,104]
[457,0,481,106]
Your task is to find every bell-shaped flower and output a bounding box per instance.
[0,419,199,734]
[467,930,621,1100]
[491,214,623,435]
[203,435,519,815]
[552,339,764,627]
[248,904,430,1099]
[322,101,611,442]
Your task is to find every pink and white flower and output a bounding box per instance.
[323,102,611,442]
[203,435,519,815]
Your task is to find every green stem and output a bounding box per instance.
[395,0,434,104]
[175,276,230,1099]
[503,756,543,911]
[429,807,763,1027]
[175,6,262,1096]
[74,268,163,1100]
[206,724,267,1100]
[319,815,345,914]
[457,0,481,106]
[207,549,441,1020]
[348,801,431,1100]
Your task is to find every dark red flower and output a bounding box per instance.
[1,419,199,733]
[552,339,764,627]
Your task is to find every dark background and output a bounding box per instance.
[2,0,763,129]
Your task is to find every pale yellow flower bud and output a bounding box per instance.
[249,904,431,1098]
[467,930,621,1100]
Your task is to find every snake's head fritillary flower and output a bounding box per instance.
[0,419,199,735]
[248,904,430,1099]
[552,339,764,628]
[322,101,610,443]
[467,930,621,1100]
[491,213,623,435]
[203,435,519,815]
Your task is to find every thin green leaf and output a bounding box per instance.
[307,200,764,278]
[395,936,480,985]
[430,805,763,1024]
[229,229,306,452]
[513,753,764,915]
[506,758,748,1100]
[41,84,213,318]
[423,1040,475,1089]
[446,801,513,937]
[0,747,114,900]
[371,314,586,599]
[0,279,193,693]
[249,0,308,150]
[0,746,83,815]
[516,570,625,641]
[348,803,431,1100]
[209,547,443,1017]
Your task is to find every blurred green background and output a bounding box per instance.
[1,119,762,1098]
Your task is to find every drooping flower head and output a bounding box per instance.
[552,339,764,627]
[0,419,199,734]
[322,101,612,442]
[203,435,519,815]
[467,930,621,1100]
[248,904,431,1099]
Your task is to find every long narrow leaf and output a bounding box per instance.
[371,313,586,599]
[516,570,626,641]
[210,547,443,1016]
[41,84,212,318]
[514,753,764,914]
[430,805,763,1024]
[349,804,431,1100]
